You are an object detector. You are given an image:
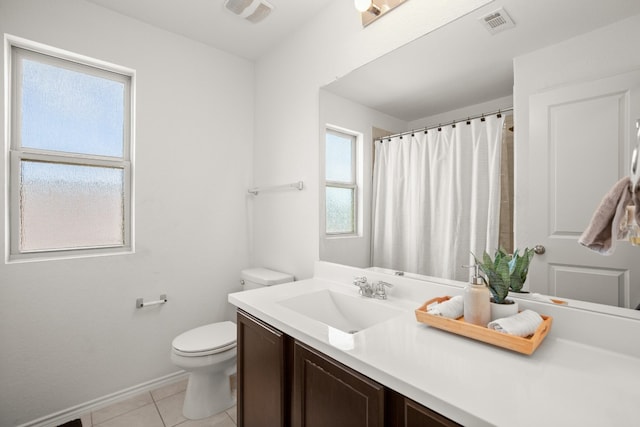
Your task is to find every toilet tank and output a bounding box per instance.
[240,268,294,291]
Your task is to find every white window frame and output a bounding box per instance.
[5,35,135,262]
[325,127,359,237]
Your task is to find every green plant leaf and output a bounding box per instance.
[472,247,535,301]
[482,251,493,269]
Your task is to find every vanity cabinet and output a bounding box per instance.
[292,341,384,427]
[237,310,460,427]
[385,390,461,427]
[237,310,288,427]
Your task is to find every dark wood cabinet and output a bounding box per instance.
[237,310,460,427]
[292,341,384,427]
[386,389,462,427]
[237,310,288,427]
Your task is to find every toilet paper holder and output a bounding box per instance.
[136,294,168,309]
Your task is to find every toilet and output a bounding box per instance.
[171,267,294,420]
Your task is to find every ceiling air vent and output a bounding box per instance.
[224,0,273,23]
[479,7,515,35]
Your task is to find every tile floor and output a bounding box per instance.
[74,379,237,427]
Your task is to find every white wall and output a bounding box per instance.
[0,0,254,425]
[319,90,407,267]
[513,14,640,248]
[252,0,493,280]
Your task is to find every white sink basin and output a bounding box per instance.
[278,289,404,334]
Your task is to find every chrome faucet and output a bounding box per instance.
[353,276,374,297]
[373,281,393,300]
[353,276,393,300]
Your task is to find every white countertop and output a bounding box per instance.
[229,262,640,427]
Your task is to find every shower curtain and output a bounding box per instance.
[371,114,505,281]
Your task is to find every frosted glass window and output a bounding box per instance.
[8,39,133,260]
[20,58,125,157]
[326,187,355,234]
[326,131,354,182]
[20,161,124,251]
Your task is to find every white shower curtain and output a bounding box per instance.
[371,115,504,281]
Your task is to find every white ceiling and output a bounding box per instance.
[84,0,335,60]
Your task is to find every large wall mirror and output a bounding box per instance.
[319,0,640,318]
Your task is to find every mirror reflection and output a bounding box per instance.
[319,0,640,314]
[370,112,511,282]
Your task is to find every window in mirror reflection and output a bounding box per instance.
[325,129,357,235]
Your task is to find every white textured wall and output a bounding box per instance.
[0,0,253,425]
[252,0,493,280]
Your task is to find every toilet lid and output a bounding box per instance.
[172,321,237,357]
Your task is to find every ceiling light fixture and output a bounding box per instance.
[354,0,408,27]
[354,0,381,15]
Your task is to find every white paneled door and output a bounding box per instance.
[527,70,640,308]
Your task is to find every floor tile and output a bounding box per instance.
[225,406,236,424]
[175,411,236,427]
[94,403,163,427]
[80,413,92,426]
[78,379,236,427]
[151,379,188,402]
[156,391,187,427]
[91,392,153,425]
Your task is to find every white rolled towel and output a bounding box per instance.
[427,295,463,319]
[487,309,543,337]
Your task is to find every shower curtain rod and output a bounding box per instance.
[376,107,513,142]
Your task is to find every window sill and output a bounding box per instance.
[325,234,361,240]
[6,246,134,264]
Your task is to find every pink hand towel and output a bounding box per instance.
[578,177,639,255]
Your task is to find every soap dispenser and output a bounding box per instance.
[463,264,491,327]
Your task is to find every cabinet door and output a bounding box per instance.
[237,310,287,427]
[292,341,384,427]
[386,389,461,427]
[404,399,461,427]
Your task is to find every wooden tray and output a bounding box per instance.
[415,296,553,355]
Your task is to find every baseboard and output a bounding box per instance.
[16,370,189,427]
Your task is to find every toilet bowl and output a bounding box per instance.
[171,268,294,420]
[170,322,237,419]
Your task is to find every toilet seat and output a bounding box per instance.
[172,321,237,357]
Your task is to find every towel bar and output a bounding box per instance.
[247,180,303,195]
[136,294,167,308]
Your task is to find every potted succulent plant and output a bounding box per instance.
[473,247,535,320]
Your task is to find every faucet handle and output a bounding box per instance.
[373,281,393,299]
[353,276,368,286]
[353,276,373,297]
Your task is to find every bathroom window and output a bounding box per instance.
[325,128,358,235]
[6,37,134,261]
